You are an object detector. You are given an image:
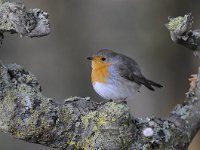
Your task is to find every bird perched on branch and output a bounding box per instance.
[87,49,163,102]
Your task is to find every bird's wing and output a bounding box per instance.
[116,54,143,83]
[117,55,162,90]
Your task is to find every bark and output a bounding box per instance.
[0,1,50,43]
[165,13,200,57]
[0,1,199,149]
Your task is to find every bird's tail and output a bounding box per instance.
[143,78,163,91]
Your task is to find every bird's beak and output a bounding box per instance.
[87,57,93,60]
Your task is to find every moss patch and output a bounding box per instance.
[167,16,184,31]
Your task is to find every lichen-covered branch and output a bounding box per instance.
[0,63,134,149]
[165,13,200,57]
[131,71,200,150]
[0,63,199,150]
[0,1,50,42]
[0,2,200,149]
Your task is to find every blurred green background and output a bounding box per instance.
[0,0,200,149]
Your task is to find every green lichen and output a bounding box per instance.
[0,2,15,31]
[81,111,97,128]
[167,16,184,31]
[0,17,14,31]
[0,0,3,6]
[0,71,56,140]
[80,102,125,129]
[82,134,99,150]
[8,95,53,139]
[60,106,72,123]
[97,113,107,126]
[0,89,16,130]
[13,111,50,139]
[76,102,132,149]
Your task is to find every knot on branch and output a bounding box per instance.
[6,63,41,92]
[132,117,189,149]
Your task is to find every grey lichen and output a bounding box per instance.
[0,1,50,39]
[171,104,192,120]
[132,118,189,150]
[166,13,200,56]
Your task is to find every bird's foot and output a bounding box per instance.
[116,100,127,105]
[99,99,113,105]
[99,99,127,105]
[115,98,127,105]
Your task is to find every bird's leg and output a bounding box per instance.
[100,99,127,105]
[121,98,127,104]
[108,99,114,102]
[0,32,4,44]
[100,99,113,105]
[115,98,127,105]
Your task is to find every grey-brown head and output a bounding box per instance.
[87,49,124,65]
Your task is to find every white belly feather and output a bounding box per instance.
[93,79,140,101]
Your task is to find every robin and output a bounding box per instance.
[87,49,163,102]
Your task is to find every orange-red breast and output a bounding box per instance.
[87,49,162,101]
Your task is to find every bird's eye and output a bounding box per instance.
[101,57,106,61]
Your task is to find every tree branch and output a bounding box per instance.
[0,1,50,42]
[165,13,200,57]
[0,63,133,149]
[0,1,199,149]
[0,62,199,150]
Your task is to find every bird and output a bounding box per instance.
[87,49,163,102]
